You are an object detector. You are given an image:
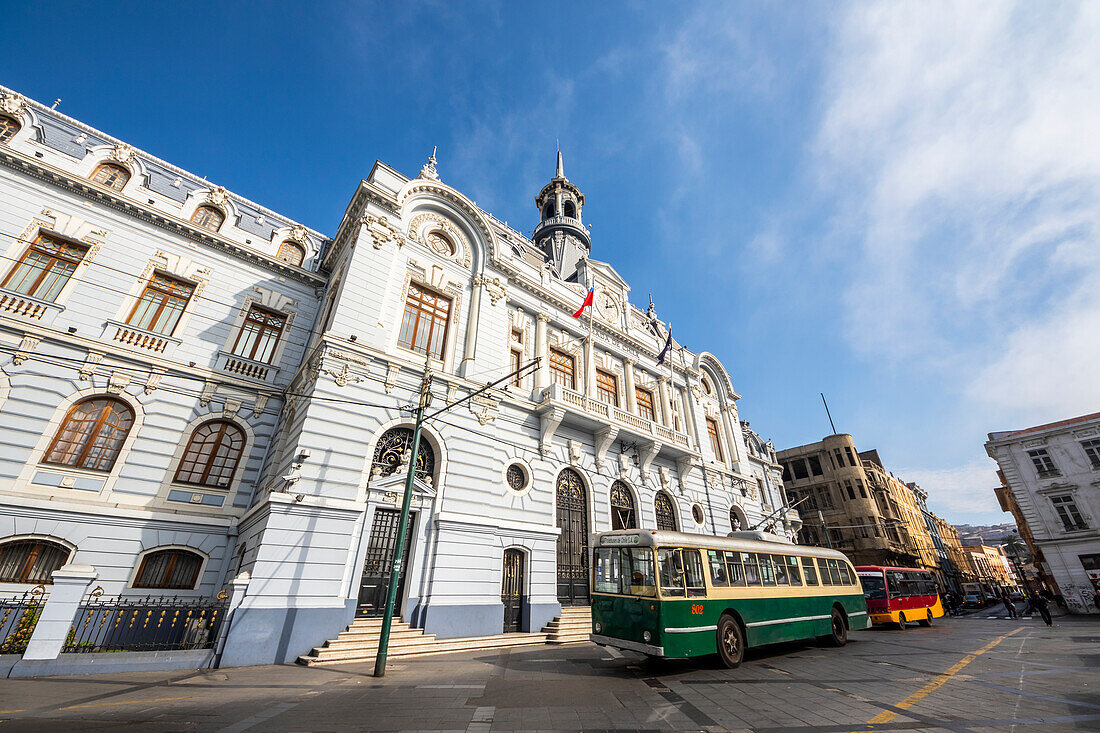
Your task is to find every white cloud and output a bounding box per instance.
[903,460,1005,524]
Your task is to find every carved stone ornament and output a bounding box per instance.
[474,275,507,305]
[109,144,136,164]
[289,224,309,244]
[360,214,400,250]
[417,147,440,181]
[408,213,471,267]
[106,371,132,395]
[568,439,583,466]
[13,336,41,367]
[0,91,27,117]
[144,370,162,395]
[659,466,671,493]
[207,186,229,206]
[325,363,363,387]
[253,392,270,417]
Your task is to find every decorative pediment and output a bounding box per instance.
[368,469,437,499]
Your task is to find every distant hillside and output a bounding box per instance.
[954,522,1018,542]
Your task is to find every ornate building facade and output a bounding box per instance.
[0,86,794,665]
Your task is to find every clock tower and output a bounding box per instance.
[534,151,590,282]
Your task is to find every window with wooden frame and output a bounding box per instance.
[1,233,89,302]
[511,349,523,386]
[44,397,134,472]
[398,283,451,360]
[191,205,225,232]
[173,420,246,489]
[276,241,305,267]
[0,539,70,583]
[706,417,724,462]
[596,369,618,406]
[90,163,130,191]
[549,347,575,390]
[126,272,194,335]
[133,549,202,590]
[0,116,20,144]
[231,305,286,364]
[635,387,656,421]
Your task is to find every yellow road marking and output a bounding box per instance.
[0,709,27,714]
[866,627,1022,726]
[60,696,194,710]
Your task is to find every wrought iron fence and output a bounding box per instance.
[0,586,48,654]
[63,590,228,653]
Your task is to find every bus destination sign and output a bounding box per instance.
[600,534,641,546]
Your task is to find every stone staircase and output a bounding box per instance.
[297,617,550,667]
[541,606,592,644]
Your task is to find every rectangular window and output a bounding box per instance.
[771,555,789,585]
[549,348,576,389]
[636,388,656,422]
[682,550,706,597]
[792,458,809,480]
[808,455,823,476]
[706,417,724,462]
[725,551,746,586]
[398,283,451,360]
[817,486,835,509]
[757,554,776,586]
[126,273,194,335]
[742,552,761,586]
[834,448,845,467]
[826,558,843,585]
[844,446,857,466]
[782,462,792,481]
[1028,448,1059,477]
[1081,439,1100,470]
[1052,495,1087,531]
[596,369,618,405]
[707,550,729,587]
[1,233,88,303]
[657,549,686,597]
[801,558,819,585]
[231,305,286,364]
[856,479,867,498]
[511,350,523,386]
[786,556,802,585]
[817,558,833,585]
[845,480,856,500]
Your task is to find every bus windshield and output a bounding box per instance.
[859,573,887,600]
[594,547,656,596]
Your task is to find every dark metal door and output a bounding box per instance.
[501,549,524,633]
[556,469,589,605]
[655,491,678,531]
[357,508,415,618]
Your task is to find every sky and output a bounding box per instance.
[3,1,1096,524]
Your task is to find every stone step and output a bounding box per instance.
[299,633,550,666]
[334,628,427,643]
[321,632,440,652]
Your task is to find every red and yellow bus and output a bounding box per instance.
[855,566,944,629]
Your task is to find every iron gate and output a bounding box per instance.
[655,491,678,531]
[501,548,525,633]
[555,469,589,605]
[358,508,416,618]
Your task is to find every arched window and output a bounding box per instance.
[730,505,746,532]
[371,428,435,481]
[90,163,130,191]
[543,202,555,219]
[0,539,71,583]
[133,548,203,589]
[610,481,636,530]
[44,397,134,472]
[276,241,305,267]
[563,201,576,218]
[174,420,246,489]
[701,377,712,395]
[655,492,678,531]
[0,116,21,144]
[191,205,225,232]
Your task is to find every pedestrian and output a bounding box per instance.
[1093,590,1100,614]
[949,592,960,616]
[1030,592,1052,626]
[1000,591,1017,619]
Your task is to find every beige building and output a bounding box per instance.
[777,434,933,569]
[963,539,1019,593]
[937,517,978,588]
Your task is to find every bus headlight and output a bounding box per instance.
[643,630,652,642]
[594,622,602,633]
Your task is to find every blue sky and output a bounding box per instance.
[4,1,1096,524]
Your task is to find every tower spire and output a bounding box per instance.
[556,150,565,180]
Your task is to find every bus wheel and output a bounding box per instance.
[897,612,907,630]
[825,609,847,647]
[717,615,744,668]
[919,610,933,627]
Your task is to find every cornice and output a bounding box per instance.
[0,150,326,287]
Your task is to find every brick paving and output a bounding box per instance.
[0,614,1097,731]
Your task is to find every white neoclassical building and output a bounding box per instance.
[987,412,1100,614]
[0,85,796,666]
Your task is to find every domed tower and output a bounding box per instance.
[534,151,590,282]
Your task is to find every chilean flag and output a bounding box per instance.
[572,286,594,318]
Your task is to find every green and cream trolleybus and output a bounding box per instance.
[590,529,869,667]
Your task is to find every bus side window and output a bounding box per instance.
[802,558,819,585]
[725,551,746,586]
[758,555,777,586]
[887,572,903,597]
[771,555,789,585]
[838,563,854,585]
[658,549,686,597]
[707,550,729,587]
[787,556,802,585]
[683,550,707,597]
[626,548,656,596]
[826,559,843,585]
[742,553,761,586]
[817,558,833,585]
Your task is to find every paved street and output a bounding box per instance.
[1,614,1097,732]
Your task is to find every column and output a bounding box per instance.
[584,337,594,398]
[459,278,482,378]
[623,359,636,413]
[21,563,98,661]
[657,376,672,427]
[681,380,700,448]
[535,314,549,390]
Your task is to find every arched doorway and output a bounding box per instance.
[556,468,589,605]
[655,491,678,531]
[610,481,636,530]
[357,428,436,617]
[501,548,525,633]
